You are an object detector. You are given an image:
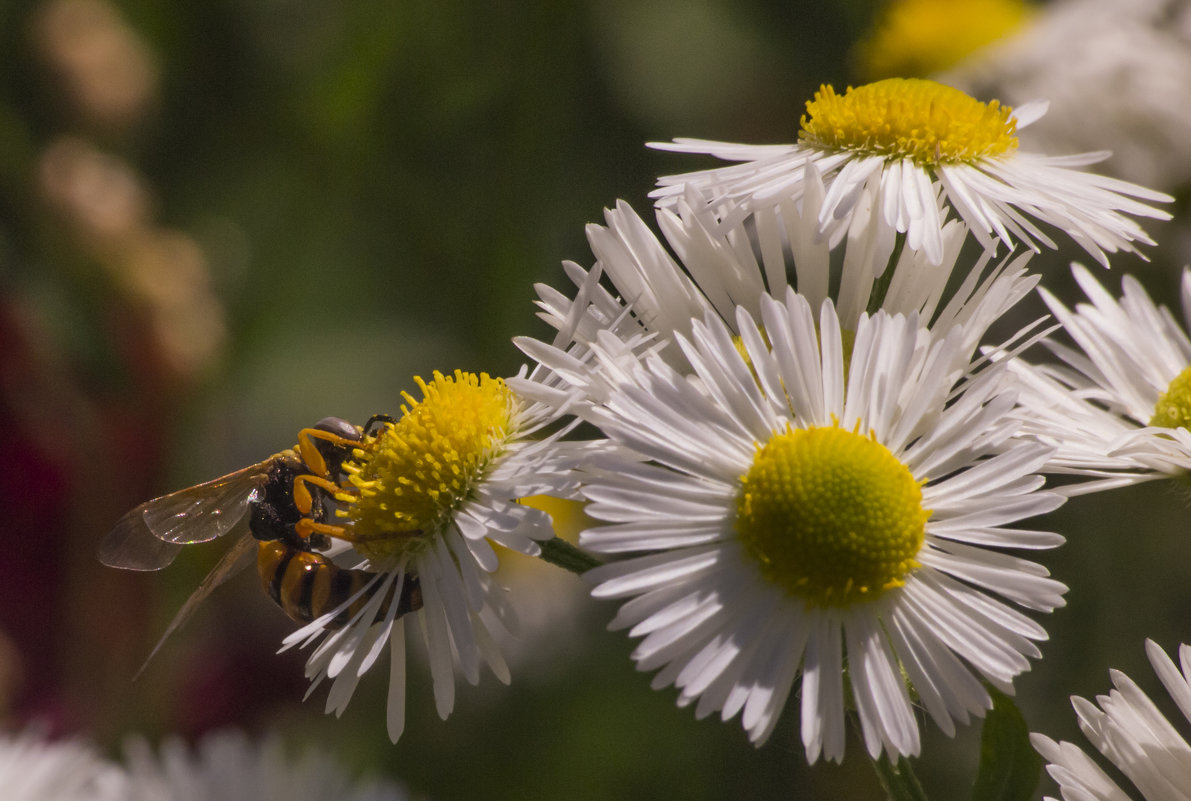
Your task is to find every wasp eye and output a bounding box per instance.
[314,416,360,442]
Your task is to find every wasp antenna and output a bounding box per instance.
[364,413,397,438]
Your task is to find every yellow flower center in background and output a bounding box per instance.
[798,78,1018,167]
[731,326,857,386]
[1150,366,1191,430]
[735,423,928,608]
[340,370,513,562]
[853,0,1034,81]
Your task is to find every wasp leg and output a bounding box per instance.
[291,473,344,518]
[294,515,423,546]
[296,427,363,477]
[294,517,352,540]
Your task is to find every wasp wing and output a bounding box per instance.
[133,532,258,681]
[141,464,268,544]
[98,464,269,571]
[98,507,185,571]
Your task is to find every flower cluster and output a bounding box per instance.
[106,70,1191,798]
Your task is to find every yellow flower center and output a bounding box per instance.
[339,370,513,562]
[1150,366,1191,429]
[798,78,1018,167]
[854,0,1034,80]
[735,423,928,607]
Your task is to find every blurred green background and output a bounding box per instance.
[2,0,1190,798]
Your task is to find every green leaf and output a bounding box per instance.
[970,689,1042,801]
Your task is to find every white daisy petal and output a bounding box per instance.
[386,619,408,744]
[802,614,846,763]
[847,610,920,759]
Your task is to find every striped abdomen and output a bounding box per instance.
[256,540,423,629]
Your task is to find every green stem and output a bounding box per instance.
[537,536,602,575]
[872,754,930,801]
[866,232,907,315]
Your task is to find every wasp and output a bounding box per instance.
[99,415,423,672]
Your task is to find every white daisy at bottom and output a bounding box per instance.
[0,730,121,801]
[568,288,1066,762]
[1032,640,1191,801]
[281,369,586,743]
[119,730,407,801]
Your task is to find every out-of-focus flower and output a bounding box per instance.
[283,370,587,742]
[854,0,1035,81]
[38,136,149,247]
[37,137,227,380]
[0,729,121,801]
[651,78,1171,268]
[120,730,408,801]
[1008,264,1191,490]
[1032,640,1191,801]
[527,288,1065,762]
[33,0,158,132]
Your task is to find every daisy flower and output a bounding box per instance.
[1007,264,1191,487]
[651,78,1172,267]
[557,288,1066,762]
[1032,640,1191,801]
[0,730,121,801]
[119,730,407,801]
[282,368,585,743]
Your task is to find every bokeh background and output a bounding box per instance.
[2,0,1191,798]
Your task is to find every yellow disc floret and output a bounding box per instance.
[339,370,513,562]
[1151,366,1191,429]
[735,423,928,608]
[798,78,1018,167]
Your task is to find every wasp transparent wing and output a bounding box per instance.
[133,533,258,681]
[98,505,186,571]
[98,464,267,571]
[139,464,268,545]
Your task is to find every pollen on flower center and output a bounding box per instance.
[1150,366,1191,429]
[798,78,1018,166]
[339,370,513,562]
[734,423,928,607]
